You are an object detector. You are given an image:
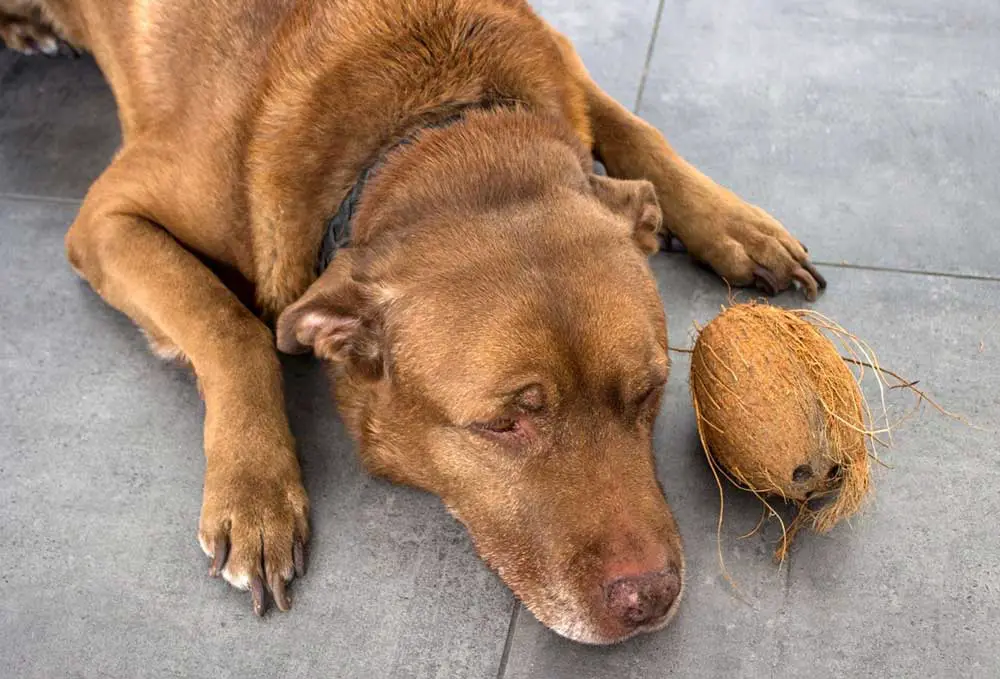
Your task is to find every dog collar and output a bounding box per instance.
[317,97,519,274]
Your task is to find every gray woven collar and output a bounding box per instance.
[316,97,518,274]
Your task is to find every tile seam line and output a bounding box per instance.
[495,602,520,679]
[633,0,667,115]
[811,260,1000,283]
[0,192,84,206]
[3,189,998,284]
[1,194,997,283]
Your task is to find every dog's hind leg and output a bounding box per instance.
[65,149,310,616]
[547,27,826,300]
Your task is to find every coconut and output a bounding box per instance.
[690,303,873,559]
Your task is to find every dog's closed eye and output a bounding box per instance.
[479,417,518,434]
[631,371,668,423]
[470,415,535,446]
[464,382,547,445]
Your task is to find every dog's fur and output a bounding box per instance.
[1,0,825,644]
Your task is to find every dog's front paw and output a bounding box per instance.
[682,190,827,301]
[0,13,78,56]
[198,462,309,615]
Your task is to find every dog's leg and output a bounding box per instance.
[0,1,81,55]
[550,31,825,299]
[66,154,308,615]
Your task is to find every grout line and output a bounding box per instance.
[663,250,1000,283]
[495,602,521,679]
[1,192,996,284]
[812,260,1000,283]
[633,0,667,114]
[0,192,84,206]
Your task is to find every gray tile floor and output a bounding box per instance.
[1,2,998,678]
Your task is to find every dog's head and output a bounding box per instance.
[277,133,683,643]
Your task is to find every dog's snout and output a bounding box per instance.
[603,569,680,627]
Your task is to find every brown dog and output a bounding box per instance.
[1,0,825,644]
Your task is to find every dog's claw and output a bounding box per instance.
[271,574,291,612]
[251,575,266,617]
[802,261,827,290]
[791,261,826,302]
[753,266,779,296]
[293,540,306,578]
[209,537,229,577]
[754,259,825,301]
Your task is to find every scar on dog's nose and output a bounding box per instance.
[604,570,680,626]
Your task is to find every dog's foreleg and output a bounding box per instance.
[65,153,309,616]
[548,27,825,299]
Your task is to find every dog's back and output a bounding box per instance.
[26,0,590,308]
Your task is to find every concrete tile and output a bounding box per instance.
[531,0,662,109]
[0,196,513,679]
[0,49,17,78]
[502,256,1000,678]
[637,0,1000,279]
[0,55,119,199]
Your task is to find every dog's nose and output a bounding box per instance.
[603,569,680,627]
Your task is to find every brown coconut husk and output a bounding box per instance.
[690,303,877,562]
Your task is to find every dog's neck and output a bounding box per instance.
[317,98,521,274]
[338,106,593,252]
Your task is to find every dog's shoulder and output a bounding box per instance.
[247,0,592,314]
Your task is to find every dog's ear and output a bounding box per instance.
[589,175,663,255]
[276,254,384,377]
